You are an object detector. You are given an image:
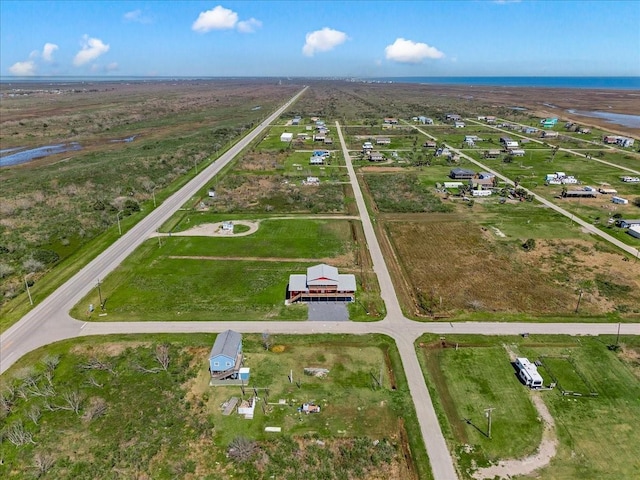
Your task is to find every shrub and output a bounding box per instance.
[522,238,536,251]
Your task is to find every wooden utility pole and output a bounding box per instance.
[96,278,103,310]
[24,276,33,306]
[484,407,495,439]
[574,289,583,313]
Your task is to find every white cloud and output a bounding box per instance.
[123,9,152,24]
[9,60,36,76]
[42,43,59,62]
[192,5,238,32]
[302,28,348,57]
[384,38,444,64]
[73,35,110,66]
[106,62,119,72]
[237,17,262,33]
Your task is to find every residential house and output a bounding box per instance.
[542,130,559,138]
[323,137,333,145]
[423,141,437,148]
[297,133,310,140]
[418,116,433,124]
[376,137,391,145]
[454,121,465,128]
[313,133,326,142]
[540,118,558,128]
[446,114,461,121]
[280,132,293,142]
[612,196,629,205]
[362,141,373,152]
[598,187,618,195]
[509,149,526,157]
[485,116,497,123]
[617,219,640,229]
[628,225,640,239]
[603,135,618,144]
[524,127,538,134]
[500,137,519,148]
[209,330,243,379]
[368,151,385,162]
[383,117,398,125]
[287,263,357,303]
[450,168,475,179]
[484,149,501,159]
[292,116,302,126]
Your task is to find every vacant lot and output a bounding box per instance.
[417,334,640,480]
[385,212,640,318]
[0,334,426,480]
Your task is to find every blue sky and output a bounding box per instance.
[1,0,639,77]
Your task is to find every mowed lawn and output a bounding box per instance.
[167,218,355,260]
[71,219,357,321]
[418,335,640,480]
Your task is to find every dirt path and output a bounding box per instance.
[473,345,558,479]
[149,216,360,239]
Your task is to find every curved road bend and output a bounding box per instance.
[0,86,309,373]
[410,125,640,259]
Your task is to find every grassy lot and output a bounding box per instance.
[70,217,384,321]
[416,334,640,480]
[0,334,427,480]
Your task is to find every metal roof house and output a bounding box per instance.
[209,330,243,379]
[287,264,357,303]
[450,168,475,179]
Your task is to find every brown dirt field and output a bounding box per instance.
[519,239,640,313]
[386,219,586,315]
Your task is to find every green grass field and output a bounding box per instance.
[417,334,640,479]
[70,218,371,321]
[0,334,429,480]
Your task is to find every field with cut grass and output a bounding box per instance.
[70,217,384,321]
[417,334,640,480]
[0,334,427,480]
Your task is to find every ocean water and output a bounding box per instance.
[365,76,640,90]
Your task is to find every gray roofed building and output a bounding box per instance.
[287,264,356,303]
[209,330,243,377]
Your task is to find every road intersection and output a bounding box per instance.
[2,89,639,480]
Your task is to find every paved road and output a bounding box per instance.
[0,86,309,373]
[465,118,640,175]
[411,125,640,259]
[336,122,459,479]
[2,99,640,480]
